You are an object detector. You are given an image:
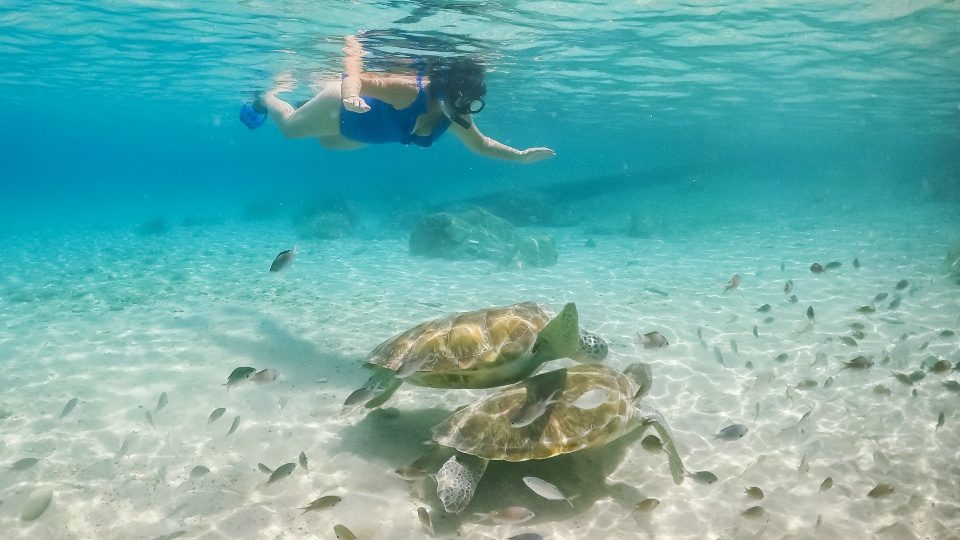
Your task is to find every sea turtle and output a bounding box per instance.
[342,302,608,413]
[428,362,687,513]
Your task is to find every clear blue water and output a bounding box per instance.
[2,0,958,231]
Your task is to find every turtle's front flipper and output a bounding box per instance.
[340,368,403,416]
[638,404,686,485]
[434,452,489,513]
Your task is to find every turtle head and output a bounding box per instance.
[624,362,653,399]
[570,329,608,363]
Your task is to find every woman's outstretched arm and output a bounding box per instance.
[450,118,556,163]
[341,35,371,112]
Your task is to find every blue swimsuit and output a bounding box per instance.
[339,74,450,146]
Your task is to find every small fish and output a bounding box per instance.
[806,306,815,321]
[60,397,79,420]
[857,305,876,314]
[10,457,39,471]
[638,331,669,350]
[816,514,823,528]
[894,279,909,290]
[474,506,536,524]
[227,416,240,436]
[225,367,256,391]
[741,505,765,518]
[819,476,833,492]
[687,470,718,484]
[507,534,544,540]
[824,261,841,270]
[522,476,574,508]
[640,434,664,452]
[919,341,930,351]
[892,372,913,385]
[724,274,741,293]
[417,507,433,534]
[873,292,889,303]
[189,465,210,479]
[774,353,789,363]
[342,388,375,413]
[888,297,901,310]
[810,263,824,273]
[635,498,660,512]
[936,412,945,432]
[752,325,759,337]
[266,462,296,485]
[843,356,874,369]
[645,286,669,297]
[333,524,358,540]
[754,402,760,422]
[942,380,960,392]
[278,397,290,410]
[154,392,168,414]
[912,388,919,399]
[251,368,279,383]
[824,376,835,389]
[207,407,226,424]
[258,463,273,474]
[940,329,955,338]
[788,295,798,304]
[730,338,739,355]
[908,370,926,382]
[714,346,726,367]
[394,464,427,480]
[795,379,818,390]
[298,451,308,471]
[872,385,892,396]
[853,258,861,268]
[299,495,341,516]
[757,304,771,313]
[745,361,754,369]
[511,389,561,428]
[839,336,858,347]
[396,355,433,378]
[780,262,785,272]
[716,424,748,441]
[784,280,794,295]
[931,359,952,372]
[798,450,810,475]
[571,389,609,410]
[867,483,894,498]
[744,486,764,500]
[270,246,297,272]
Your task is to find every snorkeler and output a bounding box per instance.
[239,35,556,164]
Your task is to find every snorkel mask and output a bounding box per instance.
[439,90,485,129]
[431,57,486,129]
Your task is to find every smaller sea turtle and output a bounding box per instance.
[428,362,686,513]
[343,302,607,413]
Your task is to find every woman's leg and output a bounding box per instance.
[263,81,343,139]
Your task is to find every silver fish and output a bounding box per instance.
[687,470,718,484]
[936,412,945,432]
[227,416,240,436]
[774,353,789,363]
[394,464,427,480]
[784,280,794,295]
[888,296,901,310]
[270,246,297,272]
[757,304,771,313]
[60,397,78,420]
[724,274,741,293]
[417,507,434,534]
[824,376,835,389]
[873,384,892,396]
[868,483,894,498]
[299,495,341,515]
[752,325,759,337]
[207,407,226,424]
[507,534,544,540]
[840,336,858,347]
[251,368,278,383]
[510,390,561,428]
[258,463,273,474]
[714,346,726,367]
[333,524,358,540]
[266,462,296,485]
[824,261,842,270]
[806,306,815,321]
[10,457,39,471]
[635,498,660,512]
[795,379,818,390]
[741,505,765,518]
[396,355,432,378]
[474,506,536,524]
[154,392,168,414]
[571,388,609,410]
[225,367,256,391]
[522,476,573,507]
[716,424,748,441]
[299,451,308,471]
[189,465,210,479]
[638,331,669,350]
[744,486,764,500]
[873,292,888,303]
[819,476,833,492]
[894,279,909,290]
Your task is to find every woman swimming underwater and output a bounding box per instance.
[239,35,556,163]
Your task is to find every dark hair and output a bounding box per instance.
[428,57,486,111]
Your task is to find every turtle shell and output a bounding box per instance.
[366,302,552,374]
[432,364,642,461]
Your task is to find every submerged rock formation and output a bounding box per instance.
[294,193,356,239]
[409,208,558,268]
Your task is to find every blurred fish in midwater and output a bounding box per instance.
[819,476,833,492]
[752,325,759,337]
[299,451,308,471]
[795,379,818,390]
[714,346,726,367]
[843,356,874,369]
[741,505,765,518]
[258,463,273,474]
[788,295,798,304]
[872,385,891,396]
[207,407,226,424]
[637,331,669,350]
[227,416,240,436]
[936,412,945,432]
[189,465,210,479]
[687,470,718,484]
[857,305,876,314]
[10,457,40,471]
[724,274,741,293]
[757,304,771,313]
[810,263,824,273]
[730,338,738,355]
[417,507,434,534]
[635,498,660,512]
[888,296,901,310]
[873,292,888,303]
[853,257,861,268]
[333,524,358,540]
[824,375,835,388]
[154,392,168,414]
[942,380,960,392]
[299,495,341,516]
[774,353,789,363]
[784,280,794,295]
[806,306,815,321]
[744,486,764,500]
[867,483,894,498]
[894,279,909,290]
[60,397,79,420]
[270,246,298,272]
[251,368,279,383]
[224,367,256,392]
[824,261,841,270]
[840,336,858,347]
[716,424,748,441]
[475,506,536,524]
[265,463,296,485]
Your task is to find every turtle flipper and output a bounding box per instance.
[532,302,580,362]
[340,368,403,415]
[434,452,489,513]
[637,403,686,485]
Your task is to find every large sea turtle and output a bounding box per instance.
[342,302,608,413]
[427,362,687,513]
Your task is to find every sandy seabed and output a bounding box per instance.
[1,183,959,540]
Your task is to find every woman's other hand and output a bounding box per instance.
[342,95,371,113]
[520,147,556,163]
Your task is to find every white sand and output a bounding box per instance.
[1,181,959,540]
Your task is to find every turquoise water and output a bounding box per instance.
[2,2,960,539]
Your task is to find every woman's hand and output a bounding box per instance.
[342,95,371,113]
[519,147,556,163]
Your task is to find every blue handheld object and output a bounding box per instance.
[239,102,267,130]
